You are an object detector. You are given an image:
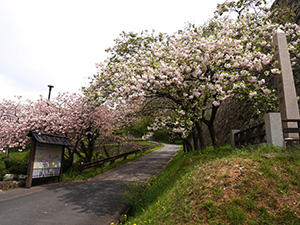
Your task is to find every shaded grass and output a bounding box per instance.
[121,144,300,224]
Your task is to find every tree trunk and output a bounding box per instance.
[195,121,206,150]
[102,145,110,158]
[183,139,193,152]
[63,146,74,172]
[86,138,95,163]
[117,143,121,155]
[207,122,217,148]
[202,104,219,149]
[187,140,193,152]
[183,139,187,153]
[7,147,10,158]
[192,126,201,151]
[67,147,74,166]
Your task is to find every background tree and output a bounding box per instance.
[0,93,124,168]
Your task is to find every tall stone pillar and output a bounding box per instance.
[273,28,300,139]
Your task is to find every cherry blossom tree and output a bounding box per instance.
[86,2,300,149]
[0,93,124,165]
[0,96,27,157]
[44,93,123,164]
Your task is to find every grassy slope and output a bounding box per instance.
[122,145,300,225]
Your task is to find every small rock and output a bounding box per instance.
[3,174,16,181]
[263,153,277,159]
[17,174,27,180]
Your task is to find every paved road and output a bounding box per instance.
[0,144,180,225]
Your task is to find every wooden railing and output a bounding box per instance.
[232,115,300,150]
[282,119,300,136]
[282,119,300,148]
[234,123,266,148]
[78,149,142,172]
[78,143,161,172]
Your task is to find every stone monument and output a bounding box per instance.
[273,28,300,140]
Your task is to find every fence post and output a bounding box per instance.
[264,112,284,147]
[231,129,240,151]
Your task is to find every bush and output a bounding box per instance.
[3,151,30,175]
[4,158,27,175]
[0,156,8,179]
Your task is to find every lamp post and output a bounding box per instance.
[48,85,54,100]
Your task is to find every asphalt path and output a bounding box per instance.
[0,144,180,225]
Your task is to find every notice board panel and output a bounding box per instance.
[26,131,72,188]
[32,143,62,178]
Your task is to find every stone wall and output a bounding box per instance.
[202,98,263,147]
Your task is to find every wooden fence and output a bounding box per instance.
[78,143,161,172]
[233,118,300,149]
[282,119,300,136]
[234,123,266,148]
[282,119,300,148]
[78,149,141,172]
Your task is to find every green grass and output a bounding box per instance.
[133,141,157,146]
[1,151,29,160]
[121,144,300,224]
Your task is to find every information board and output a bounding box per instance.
[32,143,62,178]
[26,131,72,188]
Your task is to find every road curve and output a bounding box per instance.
[0,144,180,225]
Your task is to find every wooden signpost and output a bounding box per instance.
[26,131,72,188]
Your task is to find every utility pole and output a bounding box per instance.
[48,85,54,100]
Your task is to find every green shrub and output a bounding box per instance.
[4,151,30,175]
[0,156,8,179]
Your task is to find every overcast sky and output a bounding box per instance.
[0,0,225,101]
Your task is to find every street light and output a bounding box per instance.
[48,85,54,100]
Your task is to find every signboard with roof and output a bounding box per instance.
[26,131,72,188]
